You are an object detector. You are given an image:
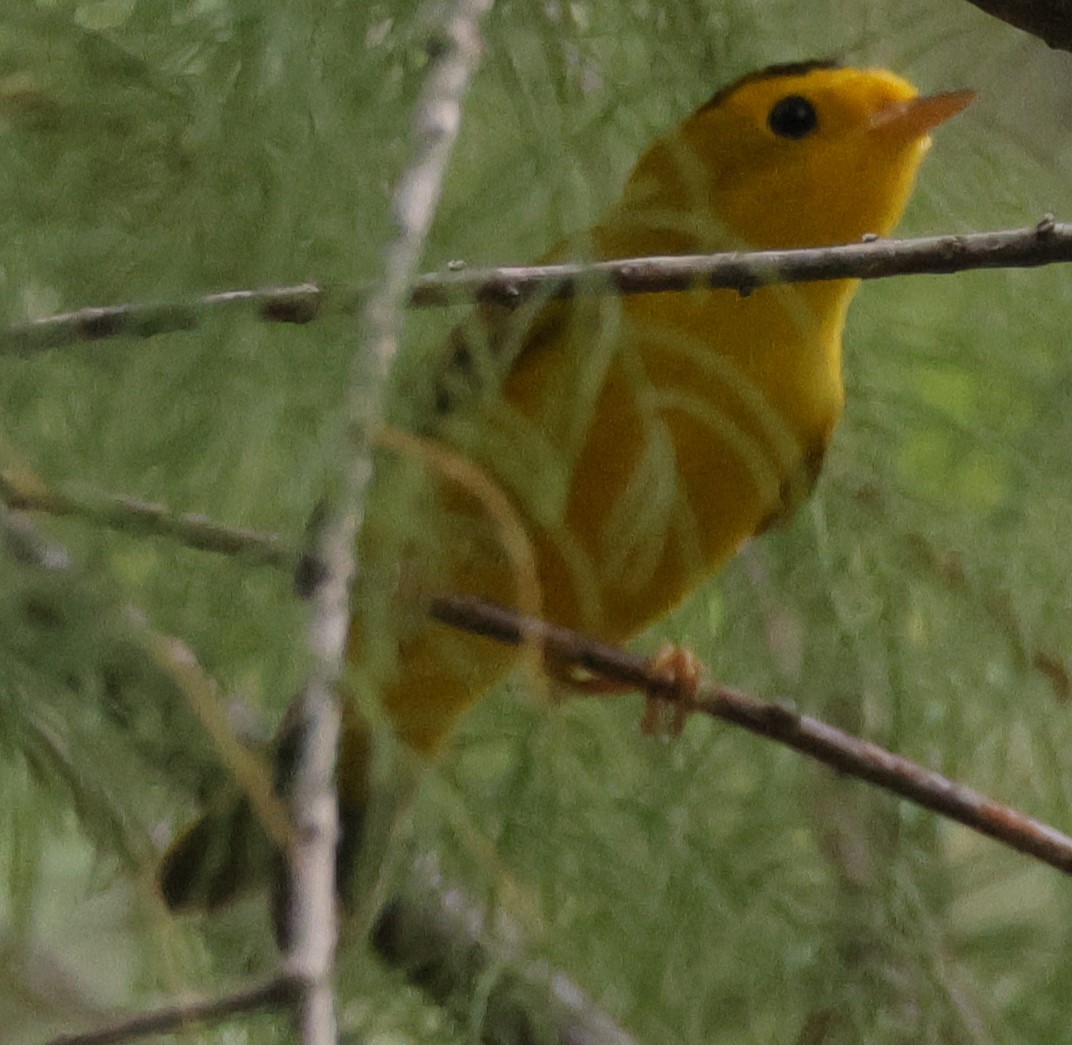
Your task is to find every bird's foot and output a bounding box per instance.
[547,642,704,739]
[641,642,705,740]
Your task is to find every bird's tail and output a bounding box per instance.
[158,703,372,928]
[157,793,274,912]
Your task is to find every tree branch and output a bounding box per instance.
[43,973,300,1045]
[4,492,632,1045]
[0,469,291,567]
[371,856,636,1045]
[6,474,1072,875]
[961,0,1072,51]
[3,220,1071,355]
[428,594,1072,875]
[13,474,1072,1037]
[410,217,1071,304]
[282,2,493,1042]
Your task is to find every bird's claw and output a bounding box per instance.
[642,642,704,740]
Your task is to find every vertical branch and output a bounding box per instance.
[285,2,494,1042]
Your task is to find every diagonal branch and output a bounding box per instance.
[0,470,291,567]
[7,470,1072,877]
[4,491,632,1045]
[372,854,636,1045]
[3,219,1071,355]
[43,974,300,1045]
[6,464,1065,702]
[429,594,1072,875]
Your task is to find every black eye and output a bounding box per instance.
[768,95,818,139]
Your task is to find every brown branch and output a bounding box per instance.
[6,475,1072,874]
[3,220,1071,355]
[961,0,1072,51]
[44,973,300,1045]
[429,594,1072,876]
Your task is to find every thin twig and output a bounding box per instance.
[429,594,1072,876]
[0,469,289,566]
[44,973,300,1045]
[0,470,291,567]
[7,466,1067,702]
[284,2,493,1042]
[13,481,1072,1037]
[3,220,1071,355]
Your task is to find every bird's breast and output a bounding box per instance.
[553,278,852,635]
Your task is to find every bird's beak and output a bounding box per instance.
[870,88,975,139]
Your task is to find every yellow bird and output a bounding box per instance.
[159,61,972,916]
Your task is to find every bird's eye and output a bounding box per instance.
[768,95,818,139]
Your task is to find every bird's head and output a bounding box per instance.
[620,61,973,251]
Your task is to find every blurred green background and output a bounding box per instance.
[1,0,1071,1041]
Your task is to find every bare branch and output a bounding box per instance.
[1,283,323,354]
[283,2,493,1042]
[372,855,636,1045]
[13,468,1066,708]
[409,217,1072,305]
[44,973,299,1045]
[7,475,1072,875]
[3,220,1071,355]
[960,0,1072,51]
[429,594,1072,877]
[3,304,182,353]
[0,469,291,568]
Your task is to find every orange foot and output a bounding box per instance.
[547,642,705,740]
[642,642,705,740]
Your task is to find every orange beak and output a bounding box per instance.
[870,88,975,139]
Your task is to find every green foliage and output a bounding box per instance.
[1,0,1071,1042]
